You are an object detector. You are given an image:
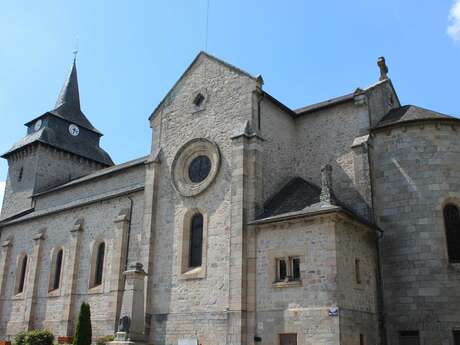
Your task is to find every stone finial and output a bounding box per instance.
[255,74,264,89]
[320,164,335,205]
[377,56,389,81]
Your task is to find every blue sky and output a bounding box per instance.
[1,0,460,206]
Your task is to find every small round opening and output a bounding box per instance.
[188,155,211,183]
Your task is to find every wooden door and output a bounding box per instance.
[279,333,297,345]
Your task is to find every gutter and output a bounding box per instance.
[249,205,379,231]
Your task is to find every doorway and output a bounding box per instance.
[279,333,297,345]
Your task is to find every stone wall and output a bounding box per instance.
[34,161,145,211]
[254,214,378,345]
[372,121,460,345]
[259,98,296,203]
[148,54,258,345]
[255,217,339,345]
[293,100,371,218]
[0,164,146,339]
[1,144,105,221]
[335,220,379,345]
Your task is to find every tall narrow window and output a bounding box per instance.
[292,257,301,281]
[17,255,28,294]
[444,204,460,263]
[52,249,63,290]
[18,167,24,182]
[277,259,287,281]
[189,213,203,267]
[355,258,362,284]
[399,331,420,345]
[94,242,105,286]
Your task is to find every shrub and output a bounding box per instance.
[95,335,114,345]
[73,302,92,345]
[13,331,27,345]
[13,329,54,345]
[24,329,54,345]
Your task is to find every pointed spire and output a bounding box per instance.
[55,59,80,110]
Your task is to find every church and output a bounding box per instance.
[0,51,460,345]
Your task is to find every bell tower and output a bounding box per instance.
[0,59,113,220]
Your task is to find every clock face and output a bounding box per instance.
[69,124,80,136]
[34,119,42,131]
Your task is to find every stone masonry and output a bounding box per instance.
[0,52,459,345]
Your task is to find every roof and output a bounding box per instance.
[258,177,321,219]
[251,202,375,229]
[293,79,396,117]
[33,155,148,196]
[294,92,355,116]
[253,176,375,229]
[3,60,112,165]
[149,51,256,120]
[25,61,101,134]
[374,105,460,129]
[375,105,460,129]
[1,126,113,166]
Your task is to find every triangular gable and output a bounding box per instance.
[149,51,257,120]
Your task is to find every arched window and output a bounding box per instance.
[94,242,105,286]
[17,254,28,294]
[444,204,460,263]
[189,213,203,268]
[52,249,63,290]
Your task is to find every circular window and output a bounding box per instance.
[188,155,211,183]
[171,138,220,197]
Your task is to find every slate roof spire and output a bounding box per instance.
[55,58,81,110]
[48,59,101,134]
[3,58,113,166]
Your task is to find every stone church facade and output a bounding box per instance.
[0,52,459,345]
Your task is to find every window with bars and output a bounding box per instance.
[275,256,301,282]
[444,204,460,263]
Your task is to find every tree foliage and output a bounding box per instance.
[73,302,92,345]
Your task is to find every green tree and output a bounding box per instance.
[73,302,92,345]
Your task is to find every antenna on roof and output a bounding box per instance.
[204,0,210,52]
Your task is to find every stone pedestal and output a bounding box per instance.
[118,263,147,342]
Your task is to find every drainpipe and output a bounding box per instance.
[125,196,134,270]
[367,138,387,345]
